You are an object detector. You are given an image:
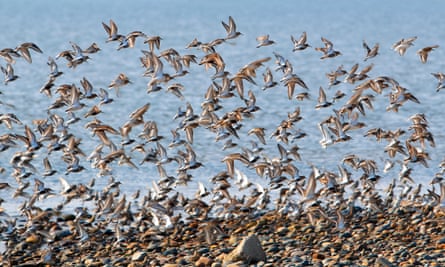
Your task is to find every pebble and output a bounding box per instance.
[131,251,146,261]
[195,256,213,267]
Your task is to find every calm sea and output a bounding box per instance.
[0,0,444,217]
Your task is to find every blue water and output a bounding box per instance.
[0,0,444,217]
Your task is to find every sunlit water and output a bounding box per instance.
[0,0,444,223]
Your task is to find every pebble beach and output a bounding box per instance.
[2,202,445,266]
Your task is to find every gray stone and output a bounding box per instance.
[224,234,266,264]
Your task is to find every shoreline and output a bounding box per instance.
[2,201,444,266]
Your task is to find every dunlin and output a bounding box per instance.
[109,73,131,96]
[222,16,242,40]
[1,63,19,84]
[362,40,379,61]
[315,86,332,109]
[15,42,43,63]
[256,34,275,48]
[431,72,445,92]
[315,37,341,59]
[117,31,147,50]
[291,31,310,51]
[417,45,439,63]
[392,36,417,56]
[102,19,124,42]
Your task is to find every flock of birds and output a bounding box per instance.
[0,16,444,251]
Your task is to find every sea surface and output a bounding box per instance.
[0,0,444,219]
